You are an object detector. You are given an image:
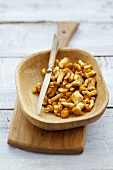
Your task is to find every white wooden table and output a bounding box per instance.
[0,0,113,169]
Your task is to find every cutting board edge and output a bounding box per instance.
[7,137,85,154]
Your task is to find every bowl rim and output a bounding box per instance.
[16,48,109,130]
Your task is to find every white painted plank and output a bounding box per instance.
[0,109,113,170]
[0,1,113,169]
[0,23,57,57]
[0,58,22,109]
[0,57,112,109]
[0,23,113,56]
[96,57,113,107]
[0,0,113,22]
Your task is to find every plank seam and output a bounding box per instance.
[0,21,113,24]
[1,55,113,59]
[0,106,112,111]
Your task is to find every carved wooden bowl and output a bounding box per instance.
[16,48,109,130]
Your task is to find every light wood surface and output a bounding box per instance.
[0,56,113,110]
[58,22,79,47]
[8,97,86,154]
[8,22,87,154]
[1,0,113,169]
[16,48,108,130]
[0,0,113,23]
[1,23,113,57]
[1,108,113,170]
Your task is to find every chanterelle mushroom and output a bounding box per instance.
[58,57,69,68]
[71,91,83,105]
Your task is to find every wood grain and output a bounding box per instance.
[1,23,113,57]
[0,57,112,109]
[16,48,108,130]
[0,108,113,169]
[0,0,113,169]
[0,0,113,22]
[7,22,87,154]
[7,97,86,154]
[58,22,79,47]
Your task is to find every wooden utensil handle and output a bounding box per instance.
[57,22,79,48]
[48,34,59,69]
[48,22,79,68]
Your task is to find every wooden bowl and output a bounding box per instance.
[16,48,109,131]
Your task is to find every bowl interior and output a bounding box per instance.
[16,48,109,130]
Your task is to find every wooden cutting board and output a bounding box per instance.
[7,22,86,154]
[8,97,86,154]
